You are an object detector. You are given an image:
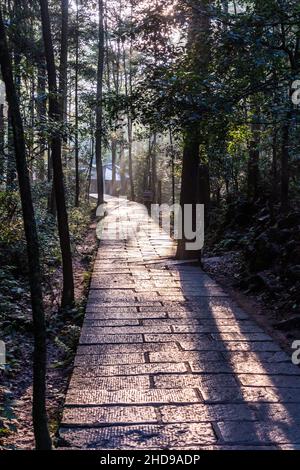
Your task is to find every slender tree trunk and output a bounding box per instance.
[146,137,151,193]
[29,70,35,174]
[87,155,93,201]
[247,112,260,201]
[111,138,117,195]
[123,39,135,201]
[119,139,126,194]
[95,0,105,206]
[198,163,211,227]
[176,0,211,260]
[59,0,68,123]
[86,114,95,200]
[6,107,16,189]
[269,128,278,221]
[247,100,261,202]
[247,146,260,201]
[104,2,111,87]
[169,129,175,206]
[110,136,116,196]
[158,179,162,205]
[0,8,52,450]
[272,130,278,197]
[151,133,157,203]
[74,0,80,206]
[47,144,56,215]
[281,121,290,212]
[39,0,74,308]
[127,116,135,200]
[36,64,47,182]
[0,103,4,182]
[6,0,21,190]
[59,0,69,192]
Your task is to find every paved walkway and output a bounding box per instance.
[59,197,300,450]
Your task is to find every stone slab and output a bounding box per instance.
[59,423,217,449]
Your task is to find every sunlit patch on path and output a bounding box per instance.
[59,197,300,450]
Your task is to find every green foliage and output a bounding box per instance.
[68,205,92,246]
[0,191,23,244]
[0,401,17,438]
[53,324,81,367]
[227,125,251,157]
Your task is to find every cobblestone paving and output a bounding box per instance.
[59,197,300,450]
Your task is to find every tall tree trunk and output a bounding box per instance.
[119,139,126,194]
[87,154,93,201]
[0,103,4,182]
[176,127,201,260]
[36,64,47,182]
[176,0,211,260]
[247,145,260,201]
[59,0,69,193]
[111,138,117,195]
[95,0,105,206]
[198,163,211,227]
[151,133,157,204]
[247,110,260,201]
[269,127,278,222]
[74,0,80,206]
[39,0,74,308]
[169,129,176,206]
[0,8,52,450]
[127,116,135,200]
[86,113,95,200]
[29,69,35,174]
[272,129,278,201]
[47,144,56,215]
[6,107,16,189]
[59,0,68,123]
[123,38,135,201]
[6,0,21,190]
[281,121,290,212]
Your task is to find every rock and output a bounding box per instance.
[242,271,282,294]
[256,271,282,293]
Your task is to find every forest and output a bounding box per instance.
[0,0,300,453]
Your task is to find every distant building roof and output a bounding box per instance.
[104,164,121,182]
[91,163,129,181]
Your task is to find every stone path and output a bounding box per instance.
[59,197,300,450]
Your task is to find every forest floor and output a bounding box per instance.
[203,199,300,347]
[0,207,98,450]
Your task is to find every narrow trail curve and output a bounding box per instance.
[59,197,300,450]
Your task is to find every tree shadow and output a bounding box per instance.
[170,263,300,448]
